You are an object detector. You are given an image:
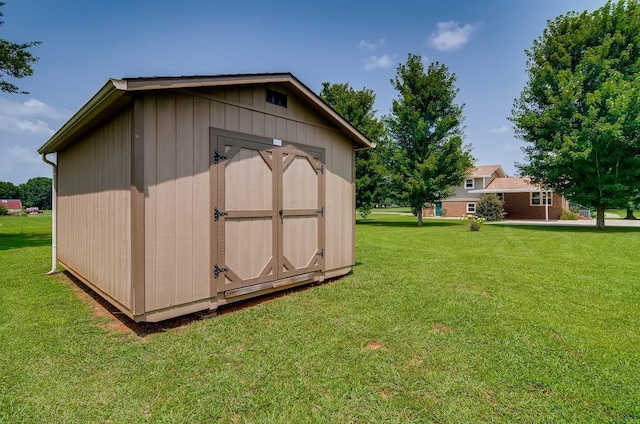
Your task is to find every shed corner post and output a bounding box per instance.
[131,96,146,316]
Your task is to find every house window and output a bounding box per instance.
[465,179,474,189]
[266,89,288,107]
[531,191,553,206]
[466,203,476,214]
[496,193,504,201]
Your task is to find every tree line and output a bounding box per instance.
[0,177,52,210]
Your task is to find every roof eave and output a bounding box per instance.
[38,79,128,154]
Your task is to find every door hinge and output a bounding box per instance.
[213,149,228,164]
[214,264,228,279]
[316,207,324,217]
[214,207,228,221]
[316,248,325,258]
[316,164,325,174]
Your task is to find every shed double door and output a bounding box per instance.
[212,132,325,296]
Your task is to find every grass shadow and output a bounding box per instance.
[63,270,342,338]
[357,219,461,228]
[0,233,52,251]
[490,223,640,233]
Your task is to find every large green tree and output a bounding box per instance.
[388,53,474,226]
[20,177,51,209]
[0,181,21,199]
[511,0,640,228]
[320,82,396,217]
[0,2,40,93]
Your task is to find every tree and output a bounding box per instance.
[20,177,51,209]
[0,2,40,94]
[388,53,474,226]
[475,193,506,221]
[319,82,396,217]
[511,0,640,229]
[0,181,21,199]
[0,204,7,216]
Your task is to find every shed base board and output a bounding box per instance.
[60,261,353,323]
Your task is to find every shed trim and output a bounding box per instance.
[131,97,146,315]
[39,73,374,155]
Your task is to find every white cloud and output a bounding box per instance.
[0,98,67,120]
[0,115,56,135]
[7,145,42,165]
[491,126,510,134]
[428,21,478,51]
[0,97,66,136]
[359,38,385,51]
[364,54,395,71]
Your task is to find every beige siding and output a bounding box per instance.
[57,108,132,309]
[142,84,357,314]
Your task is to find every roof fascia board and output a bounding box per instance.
[38,79,128,154]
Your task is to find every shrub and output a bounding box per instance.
[475,193,505,221]
[560,210,580,220]
[0,205,8,216]
[462,215,484,231]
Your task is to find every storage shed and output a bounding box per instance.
[38,73,373,322]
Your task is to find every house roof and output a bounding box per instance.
[0,199,23,210]
[469,177,550,193]
[470,164,506,178]
[38,73,375,154]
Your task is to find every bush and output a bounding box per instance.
[0,205,8,216]
[476,193,505,221]
[462,215,484,231]
[560,210,580,220]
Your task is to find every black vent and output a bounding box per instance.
[266,89,287,107]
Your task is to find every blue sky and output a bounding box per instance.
[0,0,607,184]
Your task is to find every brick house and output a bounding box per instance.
[423,165,569,220]
[423,165,506,217]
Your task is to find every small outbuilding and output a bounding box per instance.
[0,199,23,215]
[38,73,373,322]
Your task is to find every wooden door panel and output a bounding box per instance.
[216,136,277,292]
[212,132,324,295]
[279,146,324,278]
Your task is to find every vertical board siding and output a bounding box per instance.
[141,84,356,315]
[175,94,195,305]
[58,108,132,308]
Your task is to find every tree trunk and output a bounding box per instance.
[417,208,423,227]
[625,208,637,220]
[596,206,606,229]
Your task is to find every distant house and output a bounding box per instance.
[423,165,506,218]
[0,199,23,215]
[423,165,570,220]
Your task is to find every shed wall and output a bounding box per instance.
[142,85,355,313]
[57,108,133,309]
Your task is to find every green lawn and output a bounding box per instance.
[606,209,640,219]
[1,213,639,422]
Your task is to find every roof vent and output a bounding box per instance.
[266,89,287,108]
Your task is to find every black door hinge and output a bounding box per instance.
[214,207,228,221]
[316,207,324,217]
[214,264,228,278]
[316,164,325,174]
[213,149,228,164]
[316,248,325,258]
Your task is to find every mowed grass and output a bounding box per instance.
[1,213,639,422]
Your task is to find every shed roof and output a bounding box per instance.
[38,73,375,154]
[469,177,550,193]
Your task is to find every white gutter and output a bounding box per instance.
[41,153,58,274]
